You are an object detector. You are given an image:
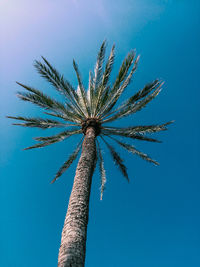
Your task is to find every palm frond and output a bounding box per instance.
[73,59,90,115]
[43,112,80,124]
[102,82,162,123]
[101,79,160,121]
[34,57,73,99]
[16,82,64,110]
[94,45,115,116]
[93,41,111,115]
[107,136,159,165]
[127,79,160,104]
[16,84,83,123]
[87,71,92,103]
[97,51,137,117]
[112,50,136,92]
[96,140,106,200]
[87,71,95,116]
[34,58,86,117]
[102,121,173,135]
[110,55,139,107]
[95,86,110,113]
[101,44,115,88]
[102,128,161,143]
[34,128,81,142]
[7,116,68,129]
[24,139,62,150]
[16,82,82,120]
[50,137,83,183]
[76,86,87,113]
[99,55,139,117]
[101,136,129,182]
[93,40,106,92]
[130,134,161,143]
[24,129,81,150]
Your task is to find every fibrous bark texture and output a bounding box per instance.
[58,127,96,267]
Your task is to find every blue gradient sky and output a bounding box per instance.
[1,1,200,266]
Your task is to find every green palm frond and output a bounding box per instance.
[101,44,115,88]
[16,82,82,122]
[95,85,110,114]
[34,57,73,99]
[127,79,160,104]
[93,40,106,92]
[101,79,160,121]
[112,50,136,92]
[99,55,140,118]
[97,51,137,117]
[51,137,83,184]
[34,128,81,142]
[24,128,81,150]
[96,140,106,200]
[94,45,115,116]
[7,116,68,129]
[34,57,86,117]
[102,128,161,143]
[102,121,173,135]
[18,92,81,123]
[131,134,161,143]
[107,136,159,165]
[24,139,61,150]
[87,71,95,115]
[102,81,162,123]
[101,136,129,182]
[73,59,90,115]
[16,82,65,111]
[92,41,107,115]
[43,112,81,124]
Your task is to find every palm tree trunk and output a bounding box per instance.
[58,127,96,267]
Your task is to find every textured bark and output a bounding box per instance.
[58,127,96,267]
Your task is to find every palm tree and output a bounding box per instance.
[8,41,173,266]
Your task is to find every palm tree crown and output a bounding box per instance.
[8,41,173,199]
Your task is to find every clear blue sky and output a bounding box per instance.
[1,1,200,266]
